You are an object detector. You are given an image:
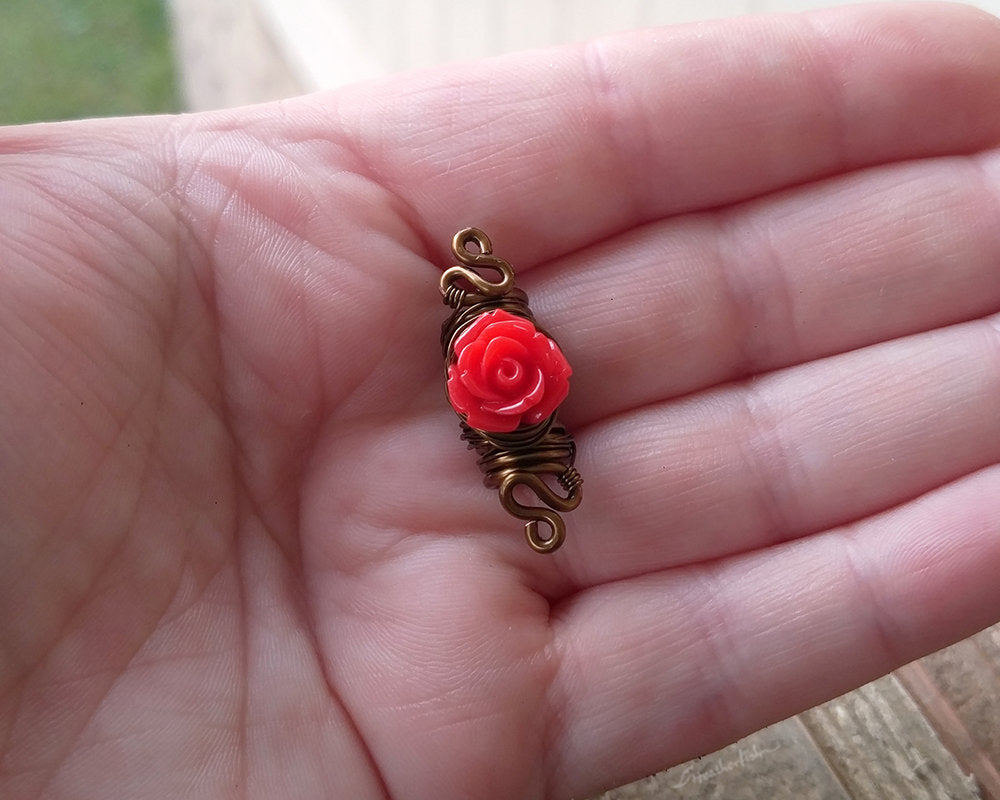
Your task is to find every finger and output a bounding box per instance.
[562,311,1000,585]
[547,465,1000,798]
[325,3,1000,264]
[533,149,1000,424]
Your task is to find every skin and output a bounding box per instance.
[2,3,1000,798]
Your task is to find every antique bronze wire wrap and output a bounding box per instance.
[440,227,582,553]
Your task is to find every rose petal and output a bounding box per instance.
[482,336,529,393]
[446,363,479,415]
[498,315,539,340]
[493,357,524,389]
[454,340,504,401]
[534,335,572,379]
[522,409,552,426]
[523,369,569,425]
[483,368,545,415]
[451,310,500,356]
[465,405,521,433]
[451,310,532,353]
[484,334,529,364]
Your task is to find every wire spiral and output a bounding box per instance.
[440,227,582,553]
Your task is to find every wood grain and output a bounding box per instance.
[799,675,979,800]
[596,625,1000,800]
[897,626,1000,800]
[597,718,850,800]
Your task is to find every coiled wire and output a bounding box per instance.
[440,228,582,553]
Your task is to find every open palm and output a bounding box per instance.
[3,5,1000,799]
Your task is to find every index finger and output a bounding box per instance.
[324,2,1000,264]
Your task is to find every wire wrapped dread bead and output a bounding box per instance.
[440,227,582,553]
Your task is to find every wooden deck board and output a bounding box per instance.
[897,629,1000,800]
[598,718,850,800]
[595,624,1000,799]
[799,675,979,799]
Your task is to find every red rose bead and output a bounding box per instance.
[446,309,572,433]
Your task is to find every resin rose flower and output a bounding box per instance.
[446,309,572,433]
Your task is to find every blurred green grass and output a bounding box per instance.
[0,0,179,125]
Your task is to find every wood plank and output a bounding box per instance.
[897,623,1000,800]
[799,674,980,800]
[975,623,1000,663]
[595,627,1000,800]
[594,717,851,800]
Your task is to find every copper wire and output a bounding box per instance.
[440,227,582,553]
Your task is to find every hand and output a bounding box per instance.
[2,4,999,798]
